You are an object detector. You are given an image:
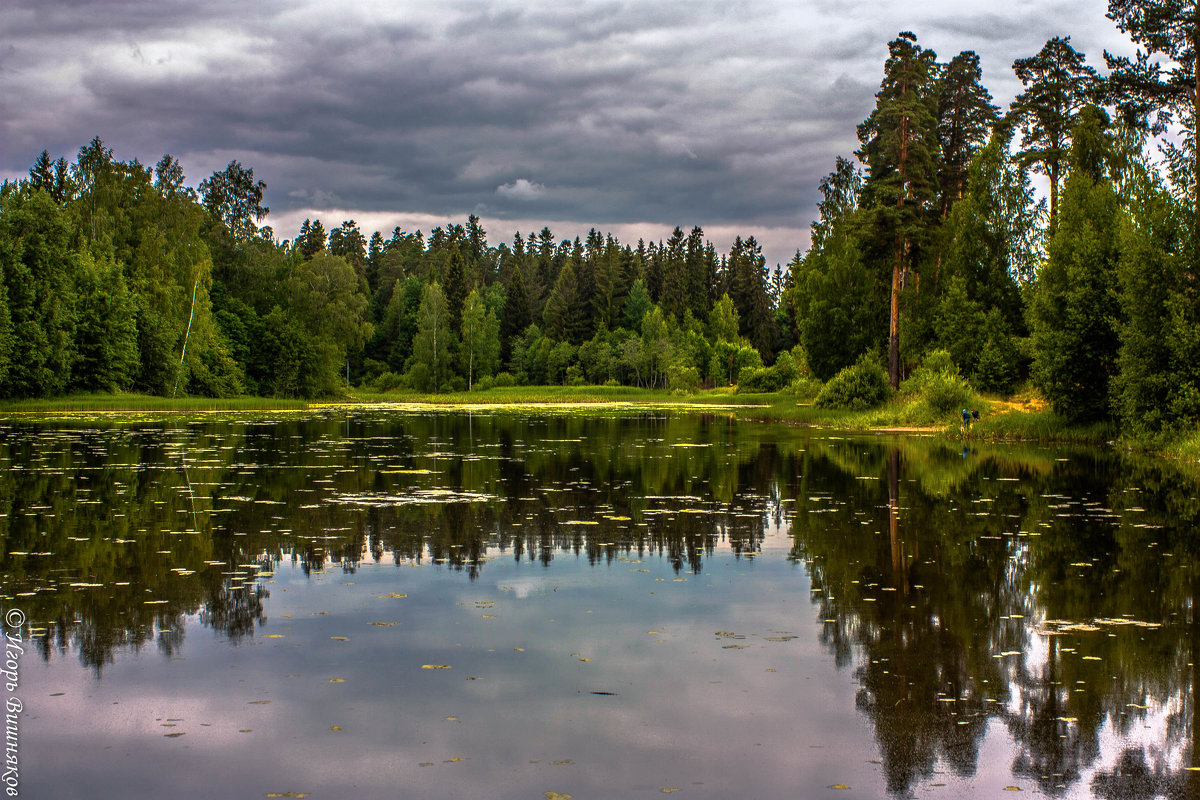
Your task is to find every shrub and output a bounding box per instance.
[789,376,822,401]
[492,371,516,388]
[736,349,803,393]
[372,371,404,392]
[815,355,889,410]
[668,364,700,393]
[901,349,975,415]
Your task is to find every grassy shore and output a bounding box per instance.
[2,385,1196,462]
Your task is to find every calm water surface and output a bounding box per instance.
[2,411,1199,799]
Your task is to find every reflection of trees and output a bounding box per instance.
[791,438,1200,798]
[0,412,796,668]
[8,412,1200,796]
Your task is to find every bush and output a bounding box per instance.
[902,350,975,414]
[736,349,803,393]
[737,366,786,392]
[372,371,404,392]
[565,365,586,386]
[789,376,822,401]
[474,375,493,391]
[668,364,700,393]
[492,371,516,388]
[405,362,432,392]
[815,355,889,410]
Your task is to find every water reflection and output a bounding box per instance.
[789,437,1200,798]
[1,412,1198,798]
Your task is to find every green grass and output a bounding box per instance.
[0,392,310,414]
[957,406,1114,445]
[346,384,761,407]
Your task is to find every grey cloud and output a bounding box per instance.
[0,0,1140,263]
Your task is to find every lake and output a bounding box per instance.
[2,410,1198,799]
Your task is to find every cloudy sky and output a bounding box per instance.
[1,0,1138,264]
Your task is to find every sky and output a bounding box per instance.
[0,0,1139,266]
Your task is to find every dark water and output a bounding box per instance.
[2,411,1199,799]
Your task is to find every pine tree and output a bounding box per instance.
[1011,37,1101,230]
[936,51,999,216]
[1106,0,1200,220]
[857,32,942,388]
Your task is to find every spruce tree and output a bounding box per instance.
[500,264,531,364]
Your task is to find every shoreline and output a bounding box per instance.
[1,388,1196,465]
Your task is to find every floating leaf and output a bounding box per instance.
[545,793,573,800]
[829,785,850,791]
[330,725,342,731]
[330,636,349,641]
[263,634,284,639]
[329,678,345,683]
[164,732,185,738]
[248,700,271,705]
[422,664,452,670]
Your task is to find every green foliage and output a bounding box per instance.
[622,278,652,331]
[408,282,456,392]
[1112,169,1200,432]
[973,310,1022,394]
[459,289,500,390]
[72,251,139,392]
[0,186,77,397]
[901,349,976,415]
[737,349,803,393]
[815,354,890,410]
[1027,107,1121,423]
[1010,36,1102,227]
[792,159,878,380]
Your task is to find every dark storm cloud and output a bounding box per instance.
[1,0,1137,261]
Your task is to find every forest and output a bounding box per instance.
[0,2,1198,436]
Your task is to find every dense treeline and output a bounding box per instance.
[0,1,1197,435]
